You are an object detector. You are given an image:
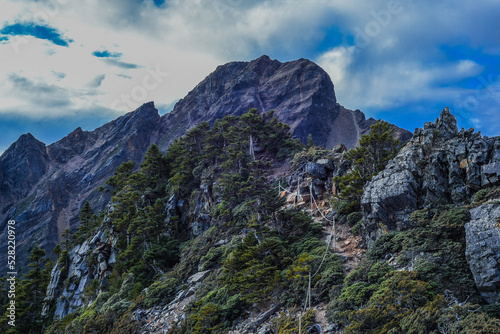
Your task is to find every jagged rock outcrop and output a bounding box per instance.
[133,270,212,333]
[42,227,116,319]
[0,56,410,271]
[360,107,500,303]
[465,203,500,303]
[284,144,350,208]
[362,107,500,247]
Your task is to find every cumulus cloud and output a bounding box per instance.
[314,0,500,134]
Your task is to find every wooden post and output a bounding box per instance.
[308,272,312,309]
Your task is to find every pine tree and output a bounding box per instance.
[334,120,400,212]
[104,160,135,195]
[73,200,98,244]
[61,228,72,251]
[0,246,51,333]
[306,133,315,149]
[140,144,168,186]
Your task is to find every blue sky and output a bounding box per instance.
[0,0,499,154]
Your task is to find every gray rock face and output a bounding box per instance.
[157,55,411,150]
[43,228,115,319]
[133,270,212,333]
[362,108,500,247]
[306,162,327,179]
[482,162,500,186]
[163,184,213,237]
[465,203,500,303]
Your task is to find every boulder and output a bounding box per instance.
[187,270,211,285]
[482,162,500,186]
[305,162,327,179]
[316,158,334,170]
[465,203,500,303]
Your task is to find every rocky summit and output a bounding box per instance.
[362,107,500,246]
[157,55,411,150]
[0,56,409,270]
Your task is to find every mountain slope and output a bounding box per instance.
[0,56,411,270]
[0,103,160,269]
[38,108,500,334]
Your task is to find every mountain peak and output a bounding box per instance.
[0,132,50,209]
[128,101,160,123]
[436,106,458,139]
[159,56,346,148]
[249,54,275,67]
[157,55,410,150]
[3,132,46,158]
[135,101,156,113]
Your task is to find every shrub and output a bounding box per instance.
[461,312,500,333]
[344,271,433,334]
[331,199,356,216]
[189,285,244,334]
[473,188,491,203]
[351,220,363,235]
[271,308,316,334]
[346,212,362,227]
[143,277,179,308]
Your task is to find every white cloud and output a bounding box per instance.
[0,0,355,118]
[317,46,355,90]
[319,51,484,111]
[314,0,497,122]
[0,0,224,117]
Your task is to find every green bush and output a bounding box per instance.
[327,261,393,325]
[344,271,433,334]
[462,311,500,333]
[346,212,362,227]
[199,244,231,271]
[351,220,363,235]
[143,277,179,308]
[189,285,244,334]
[331,199,356,216]
[271,308,316,334]
[473,188,491,203]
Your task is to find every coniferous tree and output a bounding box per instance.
[140,143,168,192]
[306,133,315,149]
[104,160,135,195]
[0,246,51,334]
[73,200,99,244]
[334,120,400,212]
